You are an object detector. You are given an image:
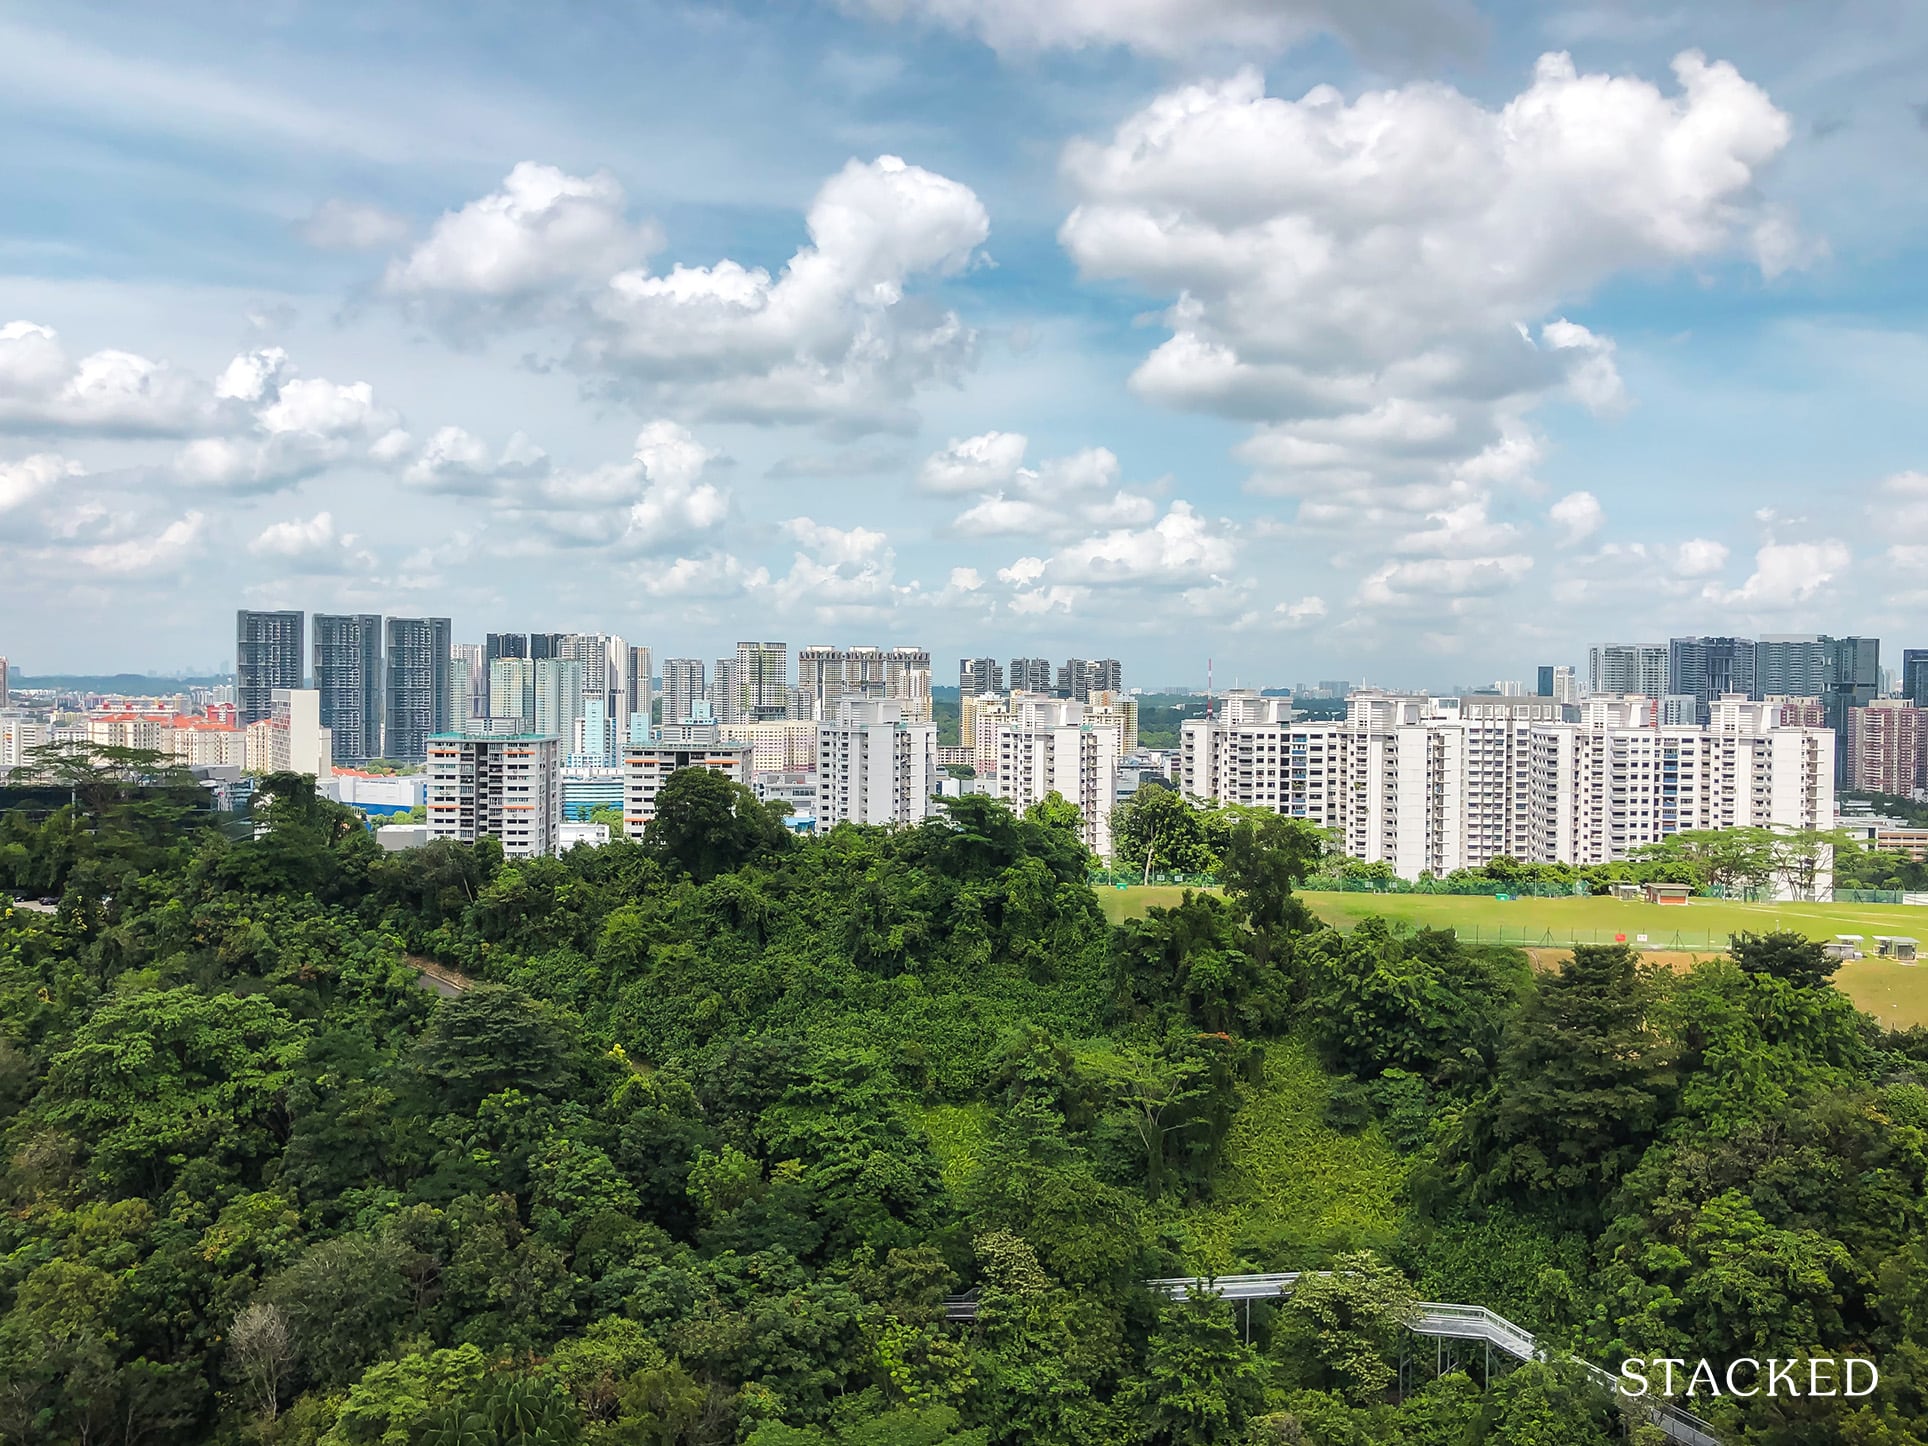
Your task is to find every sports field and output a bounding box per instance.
[1095,884,1928,1028]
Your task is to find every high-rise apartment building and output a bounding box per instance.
[815,699,939,828]
[0,656,9,708]
[534,658,585,751]
[1181,691,1834,893]
[489,657,536,730]
[712,657,742,724]
[620,727,756,832]
[992,720,1119,855]
[1667,637,1757,723]
[385,616,456,763]
[960,657,1003,695]
[485,633,527,663]
[312,614,383,765]
[528,632,562,661]
[798,645,882,720]
[662,659,705,728]
[1587,644,1668,699]
[450,642,485,725]
[556,633,630,727]
[625,646,654,738]
[1847,701,1926,796]
[796,645,932,722]
[245,688,333,780]
[237,610,305,725]
[1904,649,1928,708]
[722,721,819,774]
[734,641,789,722]
[1823,636,1880,784]
[1058,658,1123,696]
[1756,635,1829,697]
[885,648,932,722]
[1086,690,1140,752]
[1009,657,1053,694]
[426,733,562,858]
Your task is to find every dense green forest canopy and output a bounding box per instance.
[3,754,1928,1445]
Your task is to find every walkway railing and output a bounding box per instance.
[944,1271,1721,1446]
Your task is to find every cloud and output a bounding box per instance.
[301,199,413,251]
[1060,52,1794,499]
[386,162,658,301]
[1048,501,1238,586]
[583,155,989,430]
[247,510,377,571]
[1357,554,1535,612]
[840,0,1478,61]
[918,431,1160,540]
[439,420,732,556]
[403,425,549,496]
[0,320,203,436]
[1548,490,1604,545]
[1703,539,1850,605]
[0,452,81,513]
[918,430,1030,493]
[72,512,206,575]
[1393,500,1522,557]
[634,552,772,601]
[1673,538,1730,577]
[175,359,402,494]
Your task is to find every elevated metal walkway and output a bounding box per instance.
[944,1271,1720,1446]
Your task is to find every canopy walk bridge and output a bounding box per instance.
[944,1270,1720,1446]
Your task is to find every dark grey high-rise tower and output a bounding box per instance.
[313,614,384,765]
[1009,657,1053,693]
[1756,635,1829,697]
[960,657,1003,695]
[385,617,453,763]
[237,610,304,725]
[1824,636,1880,784]
[1903,648,1928,707]
[1667,636,1756,723]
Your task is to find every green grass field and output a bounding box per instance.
[1095,884,1928,1028]
[1154,1038,1406,1274]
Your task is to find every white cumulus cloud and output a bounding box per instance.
[386,162,658,300]
[1704,539,1849,606]
[1548,490,1604,546]
[1060,52,1794,499]
[0,320,204,436]
[584,155,989,430]
[0,452,82,513]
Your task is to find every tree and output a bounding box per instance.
[44,987,308,1196]
[415,983,571,1111]
[1111,891,1283,1036]
[228,1301,295,1424]
[266,1232,418,1387]
[1133,1293,1264,1444]
[1216,811,1324,938]
[1112,787,1219,879]
[1276,1253,1419,1404]
[646,767,791,882]
[1462,944,1676,1213]
[1634,828,1775,896]
[1768,825,1854,902]
[1730,928,1840,990]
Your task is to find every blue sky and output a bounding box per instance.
[2,0,1926,688]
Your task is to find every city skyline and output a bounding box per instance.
[3,4,1927,678]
